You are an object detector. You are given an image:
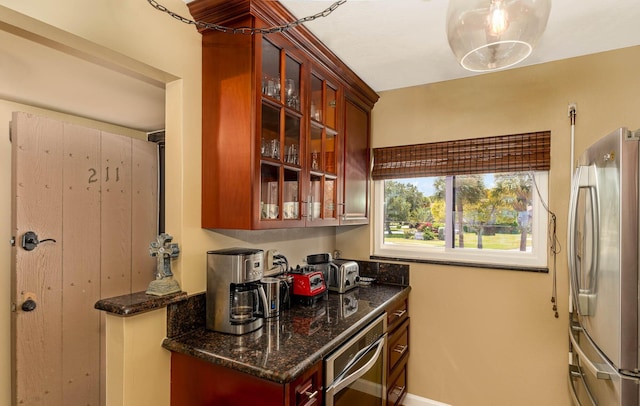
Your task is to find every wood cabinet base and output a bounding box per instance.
[170,352,322,406]
[386,297,410,406]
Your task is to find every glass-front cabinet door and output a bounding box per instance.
[259,38,304,226]
[194,1,377,230]
[306,73,339,225]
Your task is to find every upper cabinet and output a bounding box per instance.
[341,97,371,225]
[189,0,378,230]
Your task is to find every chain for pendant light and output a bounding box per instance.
[147,0,347,35]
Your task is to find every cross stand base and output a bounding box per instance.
[146,278,181,296]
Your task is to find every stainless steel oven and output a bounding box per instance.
[324,313,387,406]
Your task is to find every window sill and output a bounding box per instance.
[370,255,548,273]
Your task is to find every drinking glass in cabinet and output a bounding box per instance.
[285,79,299,110]
[270,139,280,160]
[324,179,336,218]
[310,175,322,219]
[262,74,280,99]
[260,175,279,220]
[262,39,280,98]
[311,75,323,121]
[262,138,280,159]
[311,151,320,170]
[283,202,299,219]
[326,86,337,128]
[283,176,299,219]
[261,203,279,219]
[310,101,321,121]
[286,144,299,165]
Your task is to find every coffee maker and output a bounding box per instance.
[206,248,265,335]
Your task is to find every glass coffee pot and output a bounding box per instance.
[230,284,259,323]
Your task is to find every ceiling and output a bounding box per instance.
[280,0,640,92]
[2,1,639,133]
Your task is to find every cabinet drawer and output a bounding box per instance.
[289,360,323,406]
[387,318,409,373]
[294,378,320,406]
[387,298,408,331]
[386,363,407,406]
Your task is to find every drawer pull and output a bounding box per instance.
[391,385,406,396]
[304,390,318,399]
[392,309,407,318]
[393,344,408,356]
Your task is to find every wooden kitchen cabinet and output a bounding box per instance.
[386,298,410,406]
[340,97,371,225]
[188,0,378,230]
[304,70,341,227]
[288,360,323,406]
[171,352,323,406]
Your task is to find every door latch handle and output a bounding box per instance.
[21,298,37,312]
[21,231,56,251]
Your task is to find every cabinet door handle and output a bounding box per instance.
[393,309,407,318]
[393,344,408,356]
[340,214,367,221]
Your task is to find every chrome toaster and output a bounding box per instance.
[328,259,360,293]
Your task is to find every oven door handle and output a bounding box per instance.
[327,335,386,395]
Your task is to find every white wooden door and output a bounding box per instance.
[10,111,158,406]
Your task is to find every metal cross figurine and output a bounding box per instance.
[149,233,180,280]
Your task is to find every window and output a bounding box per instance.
[371,131,550,270]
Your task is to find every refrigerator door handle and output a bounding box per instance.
[569,327,613,380]
[568,364,596,406]
[568,165,600,317]
[568,166,581,313]
[568,370,582,406]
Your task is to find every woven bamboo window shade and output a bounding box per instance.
[371,131,550,180]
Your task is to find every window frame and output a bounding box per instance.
[372,171,549,270]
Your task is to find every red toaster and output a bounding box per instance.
[291,270,327,297]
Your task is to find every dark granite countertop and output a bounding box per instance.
[95,290,187,316]
[162,283,410,384]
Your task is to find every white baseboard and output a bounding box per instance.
[402,392,452,406]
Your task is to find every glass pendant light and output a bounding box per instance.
[447,0,552,72]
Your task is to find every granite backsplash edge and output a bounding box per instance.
[349,259,410,287]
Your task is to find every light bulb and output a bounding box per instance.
[487,0,509,36]
[447,0,551,72]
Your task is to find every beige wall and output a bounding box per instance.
[359,46,640,405]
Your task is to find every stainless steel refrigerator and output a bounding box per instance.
[568,127,640,405]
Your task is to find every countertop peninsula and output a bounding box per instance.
[162,283,410,384]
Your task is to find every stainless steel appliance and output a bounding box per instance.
[259,277,281,319]
[206,248,265,335]
[277,274,292,310]
[568,127,640,405]
[306,253,331,281]
[329,259,360,293]
[324,313,387,406]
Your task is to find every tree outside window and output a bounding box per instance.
[382,171,535,252]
